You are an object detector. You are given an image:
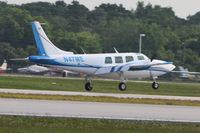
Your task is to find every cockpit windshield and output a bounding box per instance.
[137,55,145,60]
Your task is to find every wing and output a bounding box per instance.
[95,60,174,75]
[171,71,200,75]
[95,63,150,75]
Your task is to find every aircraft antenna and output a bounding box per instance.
[114,47,119,53]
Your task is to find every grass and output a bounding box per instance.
[0,93,200,106]
[0,75,200,97]
[0,115,200,133]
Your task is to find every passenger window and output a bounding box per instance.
[115,56,123,63]
[105,57,112,64]
[126,56,134,62]
[137,55,145,60]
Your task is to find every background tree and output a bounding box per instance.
[0,1,200,71]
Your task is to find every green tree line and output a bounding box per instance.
[0,1,200,71]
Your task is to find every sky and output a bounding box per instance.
[3,0,200,19]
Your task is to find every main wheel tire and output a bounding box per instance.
[85,82,93,91]
[118,82,126,91]
[62,72,67,77]
[152,82,159,89]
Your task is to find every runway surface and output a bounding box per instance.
[0,88,200,101]
[0,98,200,122]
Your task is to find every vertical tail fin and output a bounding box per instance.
[1,60,7,70]
[31,21,73,56]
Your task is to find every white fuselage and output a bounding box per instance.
[39,52,175,79]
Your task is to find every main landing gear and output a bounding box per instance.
[85,82,93,91]
[118,82,126,91]
[118,72,127,91]
[84,76,93,91]
[84,75,127,91]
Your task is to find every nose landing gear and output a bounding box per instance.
[152,76,159,89]
[152,81,159,89]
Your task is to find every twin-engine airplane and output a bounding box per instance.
[28,21,175,91]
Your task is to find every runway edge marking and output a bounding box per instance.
[0,88,200,101]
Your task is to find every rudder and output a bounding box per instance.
[31,21,73,56]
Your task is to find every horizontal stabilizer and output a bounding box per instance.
[28,56,55,65]
[9,58,29,61]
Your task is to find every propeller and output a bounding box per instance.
[150,53,157,61]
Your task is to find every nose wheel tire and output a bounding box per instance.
[85,82,93,91]
[118,82,126,91]
[152,82,159,90]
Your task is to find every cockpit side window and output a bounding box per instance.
[105,57,112,64]
[126,56,134,62]
[115,56,123,63]
[137,55,145,60]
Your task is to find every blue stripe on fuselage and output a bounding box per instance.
[29,56,101,69]
[129,65,150,71]
[117,66,123,72]
[111,67,115,72]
